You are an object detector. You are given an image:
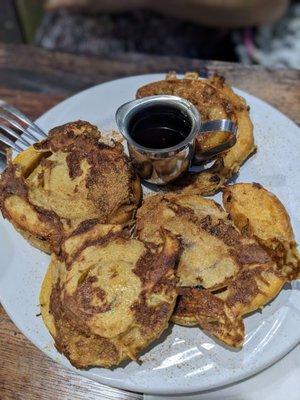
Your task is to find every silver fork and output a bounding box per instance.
[0,100,47,156]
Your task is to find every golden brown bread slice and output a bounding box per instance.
[136,193,285,347]
[173,260,285,347]
[173,288,245,348]
[40,223,181,368]
[136,193,280,290]
[136,72,255,196]
[223,183,300,280]
[0,121,142,253]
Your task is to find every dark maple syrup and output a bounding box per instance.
[128,105,192,149]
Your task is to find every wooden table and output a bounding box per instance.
[0,43,299,400]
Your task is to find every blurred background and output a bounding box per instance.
[1,0,299,68]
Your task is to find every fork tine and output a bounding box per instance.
[0,132,23,152]
[0,123,31,147]
[0,110,38,142]
[0,102,46,138]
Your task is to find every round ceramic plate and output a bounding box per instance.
[0,74,300,395]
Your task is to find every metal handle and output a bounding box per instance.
[201,119,237,134]
[192,118,237,164]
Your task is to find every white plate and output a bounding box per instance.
[0,74,300,395]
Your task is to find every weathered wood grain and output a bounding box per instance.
[0,42,299,400]
[0,44,299,123]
